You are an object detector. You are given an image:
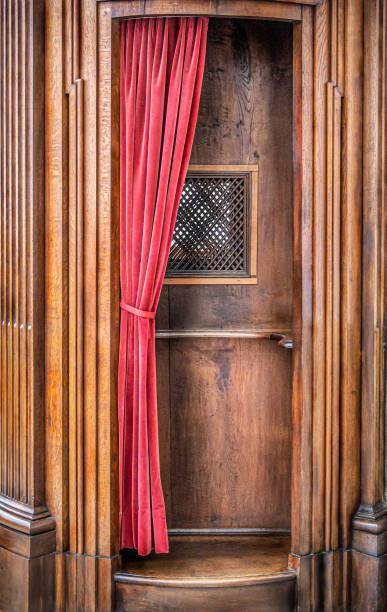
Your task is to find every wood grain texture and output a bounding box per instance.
[46,0,120,609]
[160,18,293,331]
[159,339,292,530]
[110,0,303,22]
[339,0,363,557]
[0,545,55,612]
[0,0,46,517]
[40,0,382,609]
[358,0,386,511]
[153,19,293,541]
[350,1,387,608]
[116,536,295,612]
[0,1,56,609]
[291,4,314,558]
[290,2,364,609]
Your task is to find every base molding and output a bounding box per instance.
[351,549,387,612]
[350,504,387,610]
[0,522,56,612]
[352,503,387,556]
[0,494,56,536]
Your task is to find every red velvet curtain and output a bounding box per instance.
[119,17,208,556]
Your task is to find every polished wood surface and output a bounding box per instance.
[159,339,292,530]
[46,0,120,609]
[119,535,291,581]
[350,0,387,607]
[0,0,46,519]
[0,1,56,610]
[115,536,295,611]
[0,0,380,610]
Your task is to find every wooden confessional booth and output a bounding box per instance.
[0,1,385,611]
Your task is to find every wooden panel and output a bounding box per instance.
[0,545,55,612]
[160,18,293,330]
[157,339,292,530]
[351,550,387,612]
[116,578,295,612]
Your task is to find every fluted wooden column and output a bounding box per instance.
[0,1,55,611]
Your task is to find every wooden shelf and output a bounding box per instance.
[115,535,295,611]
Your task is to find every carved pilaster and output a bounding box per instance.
[0,1,55,610]
[351,1,387,609]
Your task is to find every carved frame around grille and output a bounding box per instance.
[165,165,258,283]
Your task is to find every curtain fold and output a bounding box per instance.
[119,16,208,556]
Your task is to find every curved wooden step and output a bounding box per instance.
[115,535,296,611]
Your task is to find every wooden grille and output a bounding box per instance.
[166,170,252,278]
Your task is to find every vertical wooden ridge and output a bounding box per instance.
[325,81,342,553]
[69,78,84,556]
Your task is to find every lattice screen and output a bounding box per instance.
[166,169,252,278]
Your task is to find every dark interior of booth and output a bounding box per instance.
[118,15,294,594]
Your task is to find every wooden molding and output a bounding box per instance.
[0,522,56,559]
[0,495,55,537]
[352,504,387,556]
[168,528,291,536]
[109,1,303,22]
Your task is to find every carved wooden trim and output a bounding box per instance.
[0,495,55,536]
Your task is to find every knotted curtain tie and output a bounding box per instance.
[120,301,156,320]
